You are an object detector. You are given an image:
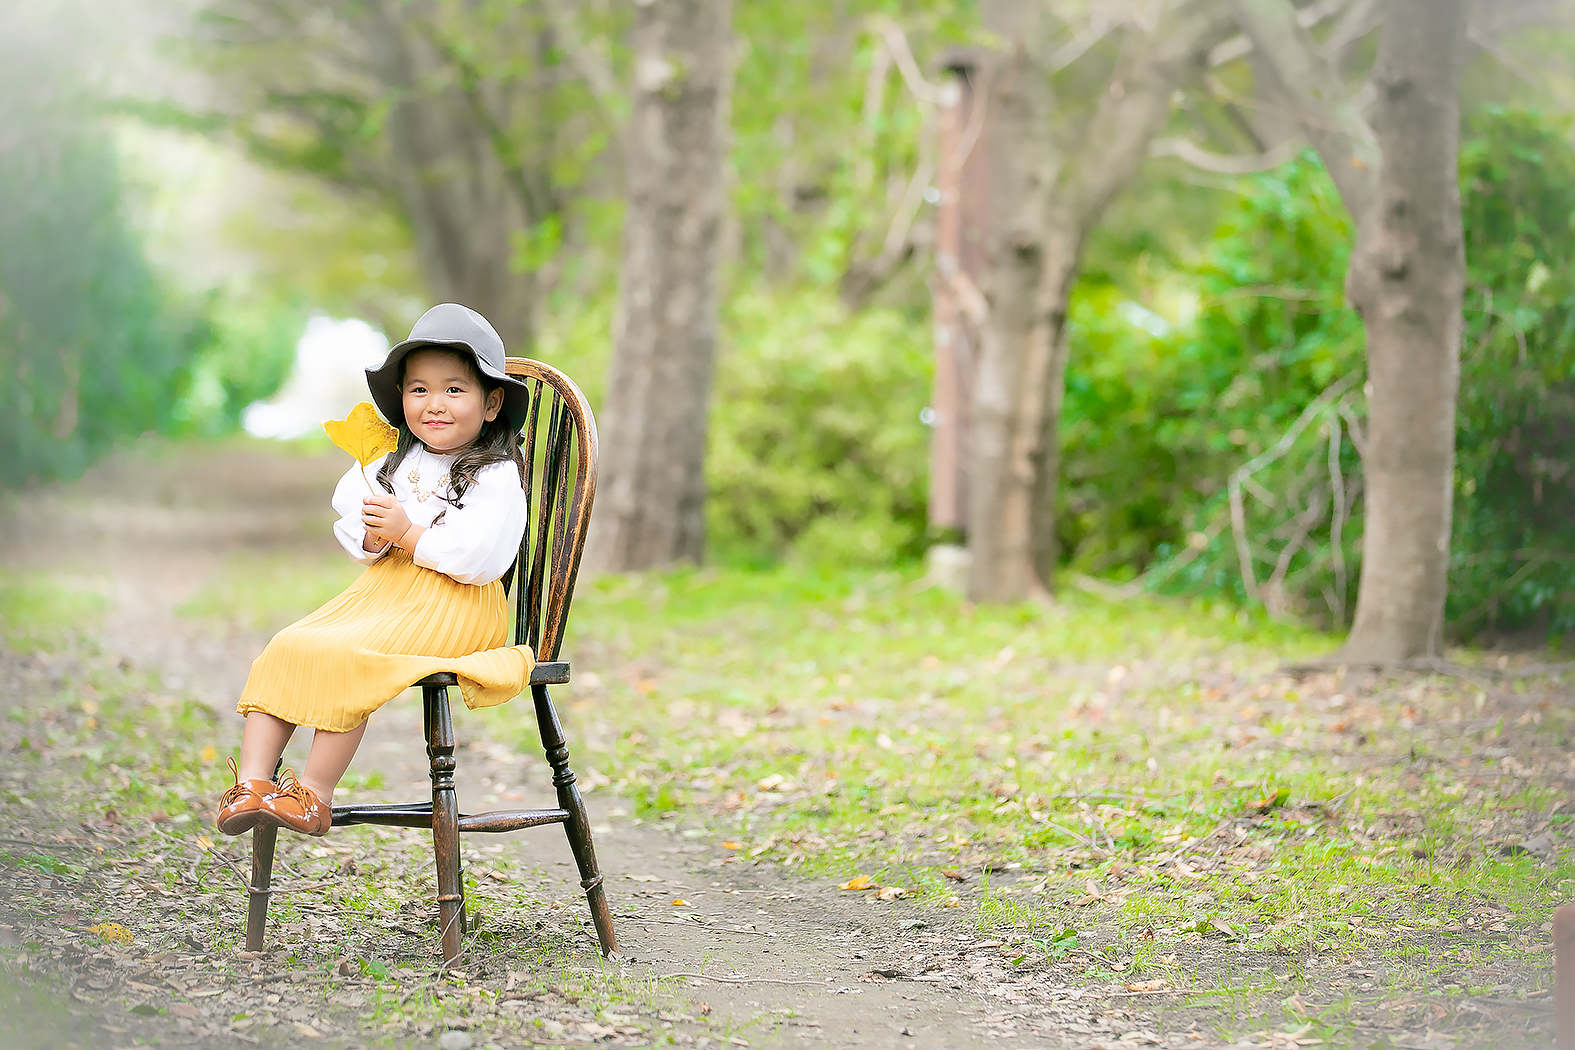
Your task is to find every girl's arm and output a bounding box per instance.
[331,454,394,563]
[408,461,528,586]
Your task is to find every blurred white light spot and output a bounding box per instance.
[243,315,390,439]
[1116,300,1171,338]
[920,407,939,427]
[923,186,941,204]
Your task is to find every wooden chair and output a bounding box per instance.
[243,358,616,964]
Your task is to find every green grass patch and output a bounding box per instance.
[0,570,105,653]
[491,563,1566,1000]
[178,552,360,632]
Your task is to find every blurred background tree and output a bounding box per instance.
[10,0,1575,645]
[0,5,206,486]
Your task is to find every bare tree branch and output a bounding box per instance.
[1320,0,1383,57]
[1228,0,1381,223]
[1150,135,1300,174]
[874,16,945,105]
[1059,0,1239,225]
[1047,3,1124,72]
[542,0,624,130]
[1208,0,1354,67]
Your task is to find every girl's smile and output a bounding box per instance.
[400,348,506,453]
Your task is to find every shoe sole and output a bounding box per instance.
[215,808,269,836]
[254,807,331,837]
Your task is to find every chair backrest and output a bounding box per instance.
[505,358,598,662]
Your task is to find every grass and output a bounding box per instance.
[13,533,1564,1045]
[467,563,1566,1027]
[0,569,107,653]
[178,552,360,633]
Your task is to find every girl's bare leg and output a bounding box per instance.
[299,719,370,804]
[237,712,296,781]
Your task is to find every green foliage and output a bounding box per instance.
[706,290,932,567]
[171,292,305,435]
[730,3,968,292]
[1070,113,1575,635]
[0,58,205,487]
[1065,152,1364,620]
[1452,108,1575,634]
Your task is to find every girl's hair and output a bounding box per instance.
[374,350,526,523]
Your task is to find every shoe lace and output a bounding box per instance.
[219,757,250,808]
[273,769,320,807]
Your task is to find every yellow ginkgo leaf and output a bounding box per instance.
[323,402,398,467]
[839,874,875,891]
[87,922,133,945]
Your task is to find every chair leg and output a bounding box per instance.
[244,824,278,951]
[533,683,617,957]
[425,683,465,966]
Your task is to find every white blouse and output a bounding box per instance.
[330,444,527,586]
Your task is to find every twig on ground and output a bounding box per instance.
[192,841,264,892]
[632,919,770,936]
[1040,821,1103,853]
[661,971,824,987]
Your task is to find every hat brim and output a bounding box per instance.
[366,339,531,433]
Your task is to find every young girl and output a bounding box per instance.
[216,303,536,837]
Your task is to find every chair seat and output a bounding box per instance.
[414,661,569,689]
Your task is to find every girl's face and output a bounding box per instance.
[400,348,505,453]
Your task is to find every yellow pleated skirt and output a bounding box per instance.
[236,547,535,733]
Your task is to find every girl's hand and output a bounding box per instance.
[363,495,417,548]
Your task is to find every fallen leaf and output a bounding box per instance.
[873,886,906,901]
[322,402,398,467]
[940,869,967,882]
[1247,786,1290,812]
[670,899,691,907]
[195,836,213,850]
[199,745,217,764]
[720,841,741,850]
[1126,979,1168,992]
[839,874,875,891]
[86,923,132,946]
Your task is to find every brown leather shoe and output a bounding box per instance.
[216,758,277,836]
[261,771,331,836]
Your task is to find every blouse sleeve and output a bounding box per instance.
[331,455,391,565]
[411,461,527,586]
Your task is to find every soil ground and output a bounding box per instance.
[0,440,1556,1050]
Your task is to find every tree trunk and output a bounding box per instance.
[966,3,1053,603]
[967,0,1233,602]
[1340,0,1467,660]
[362,5,541,350]
[584,0,731,572]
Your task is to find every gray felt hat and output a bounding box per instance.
[366,304,530,431]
